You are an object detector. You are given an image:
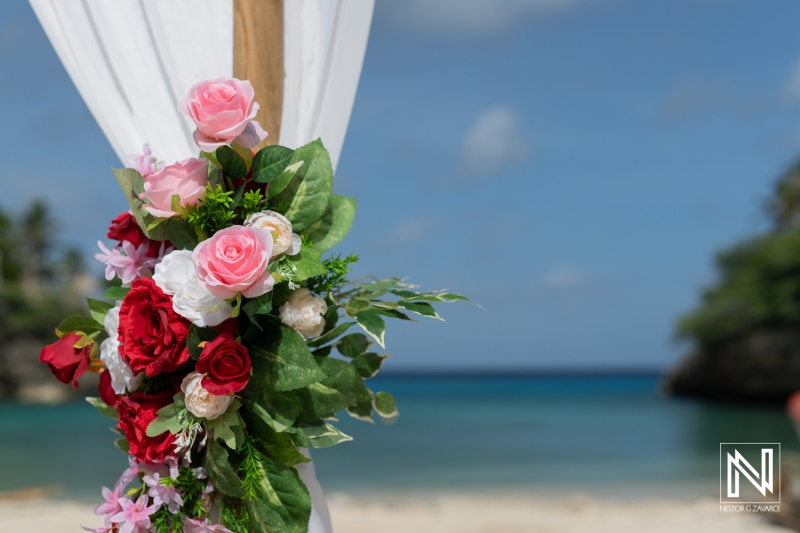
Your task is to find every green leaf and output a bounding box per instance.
[300,423,353,448]
[207,403,245,450]
[243,399,294,434]
[281,246,328,282]
[231,142,254,168]
[146,393,187,437]
[373,391,399,418]
[57,315,103,336]
[86,396,117,419]
[250,323,327,391]
[269,139,333,232]
[306,321,355,348]
[336,333,372,358]
[346,400,374,423]
[245,498,288,533]
[204,438,247,498]
[146,414,184,437]
[308,357,371,418]
[252,145,295,184]
[243,292,273,317]
[355,310,386,348]
[397,300,442,319]
[242,388,305,430]
[302,194,356,252]
[376,308,412,321]
[200,150,221,168]
[439,293,469,301]
[246,454,311,533]
[165,219,199,250]
[266,162,304,199]
[113,168,170,241]
[187,325,221,360]
[87,299,113,325]
[216,145,249,179]
[104,286,130,300]
[352,352,390,379]
[114,437,130,453]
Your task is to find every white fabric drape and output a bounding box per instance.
[28,0,374,172]
[28,1,376,532]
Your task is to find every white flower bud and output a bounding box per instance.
[279,288,327,338]
[181,371,232,420]
[243,210,300,258]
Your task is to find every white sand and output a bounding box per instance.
[0,493,791,532]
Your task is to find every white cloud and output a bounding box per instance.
[540,267,589,291]
[460,106,530,179]
[379,0,595,35]
[369,216,441,249]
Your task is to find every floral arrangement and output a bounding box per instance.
[38,78,464,533]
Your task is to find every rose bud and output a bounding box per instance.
[178,77,267,151]
[39,331,96,388]
[196,333,251,395]
[138,157,209,219]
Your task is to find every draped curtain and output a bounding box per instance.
[27,1,375,532]
[28,0,373,172]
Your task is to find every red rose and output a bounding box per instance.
[107,212,169,258]
[115,392,176,463]
[98,370,117,407]
[119,277,191,377]
[39,332,94,388]
[196,333,251,395]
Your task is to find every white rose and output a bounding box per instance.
[99,302,142,394]
[279,288,327,338]
[153,250,233,327]
[243,210,302,257]
[181,371,232,420]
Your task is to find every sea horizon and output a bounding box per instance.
[1,373,796,503]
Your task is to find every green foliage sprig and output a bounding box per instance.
[305,253,359,295]
[239,190,266,219]
[187,184,236,236]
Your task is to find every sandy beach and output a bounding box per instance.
[0,493,792,533]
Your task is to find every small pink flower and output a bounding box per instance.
[94,485,123,528]
[140,456,179,480]
[116,456,140,490]
[193,225,274,299]
[95,240,171,286]
[182,517,235,533]
[129,144,164,178]
[144,472,184,514]
[109,494,159,533]
[139,158,209,218]
[178,78,267,151]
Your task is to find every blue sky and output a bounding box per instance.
[2,0,800,370]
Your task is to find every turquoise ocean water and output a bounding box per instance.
[0,374,797,502]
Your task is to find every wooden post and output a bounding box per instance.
[233,0,283,149]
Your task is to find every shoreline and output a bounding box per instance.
[0,492,791,533]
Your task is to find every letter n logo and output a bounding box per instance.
[720,443,780,504]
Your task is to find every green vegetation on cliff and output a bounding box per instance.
[669,160,800,401]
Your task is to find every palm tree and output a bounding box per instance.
[20,199,53,291]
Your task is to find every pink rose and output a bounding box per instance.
[178,78,268,152]
[139,158,209,218]
[193,225,275,299]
